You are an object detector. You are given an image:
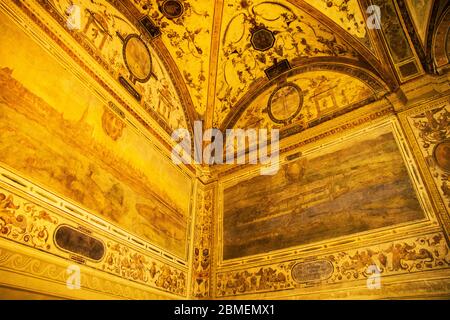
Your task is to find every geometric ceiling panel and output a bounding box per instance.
[34,0,406,140]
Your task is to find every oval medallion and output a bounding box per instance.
[55,225,105,261]
[161,0,184,19]
[291,260,333,283]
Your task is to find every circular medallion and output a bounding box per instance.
[268,83,303,124]
[122,34,152,83]
[433,140,450,172]
[161,0,184,19]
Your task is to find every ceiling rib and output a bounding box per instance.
[205,0,225,130]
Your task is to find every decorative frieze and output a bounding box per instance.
[216,233,450,297]
[0,186,187,297]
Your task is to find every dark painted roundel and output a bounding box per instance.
[251,27,275,52]
[161,0,185,19]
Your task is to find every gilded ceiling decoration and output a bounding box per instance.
[102,105,126,141]
[405,0,434,44]
[374,0,413,64]
[213,0,364,128]
[408,104,450,211]
[304,0,371,44]
[233,70,376,131]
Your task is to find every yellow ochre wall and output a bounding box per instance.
[0,0,449,300]
[0,1,195,299]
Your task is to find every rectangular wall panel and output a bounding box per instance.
[222,123,426,260]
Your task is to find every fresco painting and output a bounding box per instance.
[0,14,191,258]
[223,126,425,260]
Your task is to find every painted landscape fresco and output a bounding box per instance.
[223,126,425,260]
[0,14,191,258]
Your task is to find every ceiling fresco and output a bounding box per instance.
[127,0,215,119]
[27,0,435,142]
[213,0,365,128]
[302,0,372,44]
[405,0,434,44]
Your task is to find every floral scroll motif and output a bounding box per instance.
[306,0,373,51]
[0,193,58,250]
[129,0,211,116]
[214,0,359,127]
[0,187,187,297]
[191,188,214,298]
[410,105,450,210]
[0,247,171,299]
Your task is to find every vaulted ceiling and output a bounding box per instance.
[126,0,396,131]
[39,0,448,141]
